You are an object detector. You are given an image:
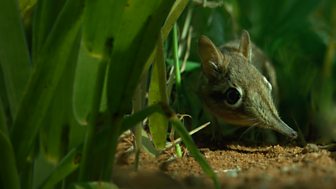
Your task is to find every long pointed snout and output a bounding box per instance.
[272,119,297,139]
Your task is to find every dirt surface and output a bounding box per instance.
[112,135,336,189]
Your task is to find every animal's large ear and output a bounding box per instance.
[198,35,226,79]
[239,30,252,63]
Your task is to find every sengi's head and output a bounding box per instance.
[198,31,297,139]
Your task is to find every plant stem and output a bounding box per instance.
[173,24,181,89]
[78,57,108,181]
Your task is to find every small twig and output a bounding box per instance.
[165,122,211,149]
[181,27,193,72]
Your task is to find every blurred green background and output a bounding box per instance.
[172,0,336,145]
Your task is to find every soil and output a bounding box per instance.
[112,134,336,189]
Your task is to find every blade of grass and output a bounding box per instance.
[140,0,189,84]
[148,33,169,150]
[107,0,175,115]
[32,0,66,61]
[0,131,20,189]
[82,1,127,55]
[73,0,128,128]
[142,0,189,150]
[39,41,80,164]
[171,23,184,157]
[173,24,182,89]
[132,72,148,170]
[169,115,220,189]
[0,0,31,119]
[38,147,81,189]
[73,41,103,126]
[165,122,210,149]
[10,0,84,170]
[103,0,175,180]
[119,102,220,188]
[162,0,189,39]
[121,103,163,133]
[77,51,109,181]
[77,0,127,180]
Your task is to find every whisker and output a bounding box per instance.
[239,124,257,141]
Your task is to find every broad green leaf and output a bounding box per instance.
[10,0,84,169]
[100,0,175,180]
[73,42,103,125]
[40,41,80,163]
[83,0,127,55]
[40,102,66,164]
[77,0,176,181]
[74,0,128,124]
[148,34,169,150]
[0,131,20,189]
[77,0,128,181]
[107,0,175,114]
[0,0,31,119]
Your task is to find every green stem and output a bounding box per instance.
[133,73,147,170]
[101,116,123,179]
[78,57,108,181]
[156,104,220,189]
[173,24,181,89]
[169,115,220,189]
[120,103,163,134]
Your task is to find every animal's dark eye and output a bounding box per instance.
[225,87,241,105]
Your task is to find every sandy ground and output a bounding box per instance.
[112,135,336,189]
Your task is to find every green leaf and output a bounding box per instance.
[73,42,104,125]
[82,1,127,55]
[166,59,201,72]
[76,0,176,181]
[32,0,66,60]
[107,0,175,114]
[10,0,84,169]
[0,0,31,118]
[0,131,20,189]
[38,148,81,189]
[74,0,128,125]
[148,34,169,150]
[139,0,189,83]
[102,0,175,179]
[121,103,163,133]
[77,0,128,181]
[39,44,80,163]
